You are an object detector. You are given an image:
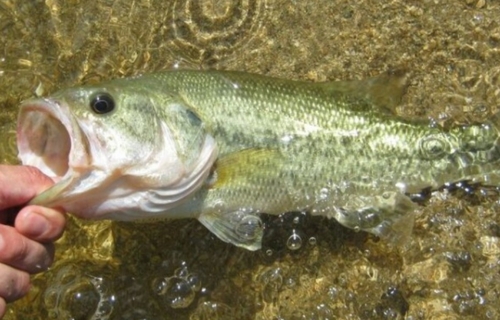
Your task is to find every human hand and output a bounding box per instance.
[0,165,66,318]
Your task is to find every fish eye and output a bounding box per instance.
[90,93,115,114]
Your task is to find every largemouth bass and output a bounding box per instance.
[17,70,500,250]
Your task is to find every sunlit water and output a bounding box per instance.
[2,0,500,319]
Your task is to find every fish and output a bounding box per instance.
[17,70,500,250]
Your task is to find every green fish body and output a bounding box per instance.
[17,70,500,250]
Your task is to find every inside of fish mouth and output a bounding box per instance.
[23,110,71,178]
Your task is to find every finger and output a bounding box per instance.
[0,225,54,274]
[0,297,5,319]
[15,205,66,242]
[0,263,30,303]
[0,165,54,210]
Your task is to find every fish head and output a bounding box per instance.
[17,80,218,220]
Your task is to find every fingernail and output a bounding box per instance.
[26,211,51,238]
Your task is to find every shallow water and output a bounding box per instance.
[2,0,500,319]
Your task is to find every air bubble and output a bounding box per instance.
[64,283,100,319]
[43,288,59,308]
[328,286,339,299]
[265,268,282,283]
[260,268,284,303]
[175,265,189,278]
[359,211,381,228]
[163,278,195,309]
[151,277,168,295]
[58,271,77,286]
[192,301,234,319]
[266,249,273,256]
[41,263,114,320]
[286,231,303,250]
[154,264,201,309]
[187,274,201,292]
[318,187,330,200]
[315,303,333,317]
[285,277,296,287]
[308,237,317,246]
[235,215,262,241]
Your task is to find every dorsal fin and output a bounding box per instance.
[318,69,410,115]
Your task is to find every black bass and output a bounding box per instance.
[17,70,500,250]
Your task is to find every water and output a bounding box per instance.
[2,0,500,319]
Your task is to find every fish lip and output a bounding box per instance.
[17,97,90,182]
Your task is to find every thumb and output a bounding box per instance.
[0,165,54,210]
[15,205,66,242]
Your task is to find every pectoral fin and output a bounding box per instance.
[198,209,263,251]
[197,148,285,250]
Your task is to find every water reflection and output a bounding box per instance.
[170,0,268,65]
[2,0,500,319]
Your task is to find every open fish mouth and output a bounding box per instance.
[16,98,89,182]
[16,95,219,218]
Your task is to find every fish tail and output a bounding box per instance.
[487,111,500,185]
[456,111,500,186]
